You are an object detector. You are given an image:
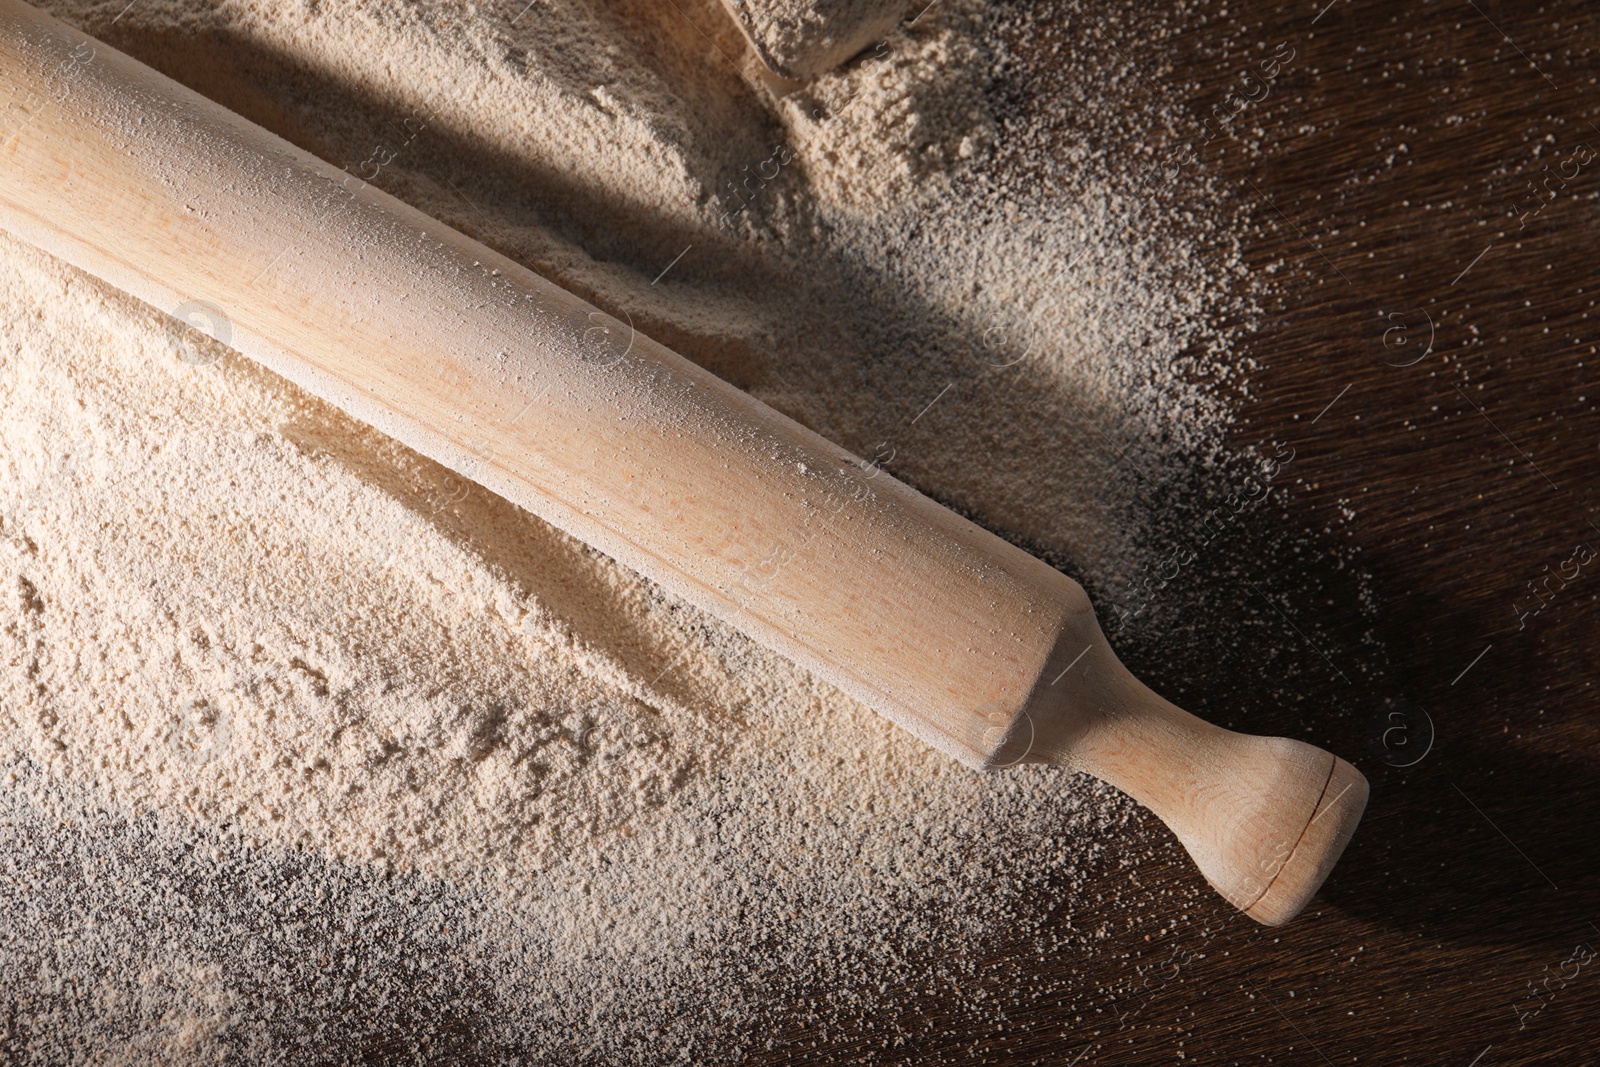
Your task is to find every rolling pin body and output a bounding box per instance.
[0,1,1365,923]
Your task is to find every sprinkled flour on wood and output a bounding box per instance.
[1,0,1259,1059]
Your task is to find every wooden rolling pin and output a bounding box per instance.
[0,0,1366,924]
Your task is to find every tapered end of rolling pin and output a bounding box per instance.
[1022,630,1368,925]
[1241,753,1367,925]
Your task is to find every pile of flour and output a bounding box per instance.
[0,0,1258,1059]
[722,0,910,78]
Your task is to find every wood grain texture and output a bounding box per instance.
[756,0,1600,1061]
[768,0,1596,1062]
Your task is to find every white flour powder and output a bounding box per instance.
[0,0,1257,1059]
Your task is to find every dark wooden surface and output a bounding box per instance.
[793,1,1600,1063]
[60,0,1598,1063]
[779,0,1597,1062]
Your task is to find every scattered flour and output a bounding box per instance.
[0,0,1258,1059]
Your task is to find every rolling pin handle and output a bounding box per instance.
[1022,626,1368,925]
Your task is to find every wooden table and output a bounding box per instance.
[775,1,1598,1062]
